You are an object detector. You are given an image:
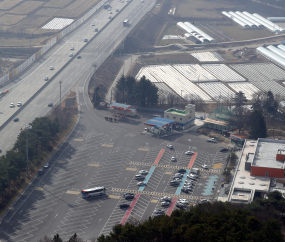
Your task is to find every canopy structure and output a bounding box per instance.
[110,102,137,117]
[144,117,173,129]
[110,102,132,110]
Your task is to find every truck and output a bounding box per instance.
[123,19,129,26]
[191,168,200,175]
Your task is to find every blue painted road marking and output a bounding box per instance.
[138,166,156,191]
[175,170,190,195]
[201,175,218,196]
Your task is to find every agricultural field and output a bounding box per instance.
[0,0,100,48]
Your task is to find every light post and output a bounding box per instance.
[25,125,32,179]
[59,81,62,105]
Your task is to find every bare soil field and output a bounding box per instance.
[0,13,26,25]
[0,0,23,10]
[45,0,73,8]
[9,1,43,14]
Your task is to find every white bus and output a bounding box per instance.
[81,186,106,198]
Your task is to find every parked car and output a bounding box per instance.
[44,76,49,81]
[176,203,184,209]
[48,103,53,107]
[125,194,134,200]
[10,103,14,108]
[220,147,228,152]
[50,66,54,70]
[154,209,165,215]
[77,55,82,59]
[171,157,176,162]
[123,192,134,197]
[185,151,194,155]
[161,201,171,207]
[70,46,75,50]
[139,170,148,175]
[207,138,217,143]
[135,174,145,180]
[137,182,146,186]
[199,199,210,204]
[170,180,180,186]
[182,188,191,193]
[95,28,98,32]
[17,102,22,107]
[173,174,183,178]
[119,203,129,209]
[84,39,88,42]
[201,164,208,169]
[167,144,173,149]
[69,53,73,57]
[13,118,19,122]
[161,196,171,202]
[178,168,186,173]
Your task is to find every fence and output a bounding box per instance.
[0,0,108,87]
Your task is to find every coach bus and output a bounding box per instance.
[81,186,106,198]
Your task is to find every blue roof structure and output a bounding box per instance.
[144,117,173,128]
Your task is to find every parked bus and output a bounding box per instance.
[123,19,129,26]
[81,186,106,198]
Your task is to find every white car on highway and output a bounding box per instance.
[70,46,74,50]
[50,66,54,70]
[17,102,22,107]
[10,103,14,108]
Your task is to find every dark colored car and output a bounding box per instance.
[48,103,53,107]
[182,188,191,193]
[38,169,44,175]
[119,203,129,209]
[178,168,186,173]
[124,192,134,197]
[125,194,135,200]
[13,118,19,122]
[220,147,228,152]
[77,55,81,59]
[176,203,185,209]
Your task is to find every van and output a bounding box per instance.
[119,203,129,209]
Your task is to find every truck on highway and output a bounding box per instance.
[123,19,129,26]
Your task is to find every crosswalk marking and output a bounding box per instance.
[66,191,80,195]
[35,187,44,191]
[165,171,172,175]
[108,195,121,199]
[87,163,100,167]
[111,188,210,200]
[138,148,149,151]
[126,167,137,171]
[129,162,221,173]
[101,144,114,147]
[58,160,66,163]
[74,138,84,141]
[151,199,158,203]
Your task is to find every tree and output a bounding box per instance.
[233,91,247,108]
[92,86,101,107]
[264,91,278,116]
[115,75,126,103]
[231,92,248,133]
[249,110,267,139]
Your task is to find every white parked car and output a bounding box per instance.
[207,138,217,143]
[139,170,148,175]
[161,196,171,201]
[167,144,173,149]
[137,182,146,186]
[70,46,75,50]
[10,103,14,108]
[200,199,210,204]
[171,157,176,162]
[185,151,194,155]
[17,102,22,107]
[44,76,49,81]
[201,164,208,169]
[69,53,73,57]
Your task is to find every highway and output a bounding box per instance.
[0,0,230,241]
[0,0,155,153]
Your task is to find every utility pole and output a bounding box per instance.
[59,81,62,105]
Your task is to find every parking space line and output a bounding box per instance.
[154,149,165,165]
[126,167,137,171]
[166,197,177,216]
[165,171,172,175]
[138,148,149,151]
[188,152,198,168]
[151,199,158,203]
[120,193,140,225]
[87,163,100,167]
[66,191,80,195]
[74,139,84,141]
[175,170,190,195]
[108,195,121,199]
[101,144,114,147]
[139,167,155,191]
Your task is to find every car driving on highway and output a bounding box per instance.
[17,102,22,107]
[10,103,14,108]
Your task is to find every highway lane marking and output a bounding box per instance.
[151,199,158,203]
[138,148,149,151]
[74,138,84,141]
[129,162,222,173]
[111,188,210,200]
[66,191,80,195]
[35,187,44,191]
[108,195,121,199]
[165,172,172,175]
[102,144,114,147]
[87,163,100,167]
[126,167,137,171]
[58,160,66,163]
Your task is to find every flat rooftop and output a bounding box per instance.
[229,139,270,203]
[253,139,285,169]
[165,109,186,116]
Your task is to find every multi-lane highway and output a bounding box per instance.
[0,0,230,241]
[0,0,155,153]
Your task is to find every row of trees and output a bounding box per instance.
[0,117,60,208]
[115,75,158,107]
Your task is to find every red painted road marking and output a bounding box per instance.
[121,193,140,225]
[166,197,177,216]
[154,149,165,165]
[188,152,198,168]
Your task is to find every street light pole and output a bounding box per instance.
[59,81,62,105]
